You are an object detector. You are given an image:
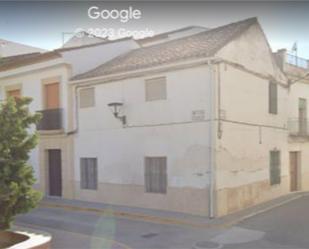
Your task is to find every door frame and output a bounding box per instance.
[47,149,62,197]
[289,151,301,192]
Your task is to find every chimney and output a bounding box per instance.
[274,49,287,71]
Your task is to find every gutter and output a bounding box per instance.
[68,57,221,136]
[207,59,216,218]
[69,57,221,86]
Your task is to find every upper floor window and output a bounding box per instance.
[145,77,167,101]
[269,81,278,114]
[44,82,60,110]
[7,89,21,99]
[79,87,95,108]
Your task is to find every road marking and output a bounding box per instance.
[15,221,132,249]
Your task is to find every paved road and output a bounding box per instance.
[16,195,309,249]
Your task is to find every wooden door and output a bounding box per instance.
[45,83,60,109]
[7,89,21,99]
[290,152,300,191]
[48,149,62,197]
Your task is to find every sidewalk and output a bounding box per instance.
[40,191,308,229]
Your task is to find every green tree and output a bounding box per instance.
[0,97,42,230]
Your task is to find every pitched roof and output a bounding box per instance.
[0,51,61,72]
[137,25,207,45]
[72,17,258,81]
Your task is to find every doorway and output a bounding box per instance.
[289,151,301,192]
[48,149,62,197]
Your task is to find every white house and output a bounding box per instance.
[0,38,45,57]
[1,17,305,217]
[70,17,290,216]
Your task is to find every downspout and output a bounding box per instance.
[67,85,80,135]
[208,59,217,218]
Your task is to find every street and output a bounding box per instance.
[16,195,309,249]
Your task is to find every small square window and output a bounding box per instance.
[79,88,95,108]
[145,77,167,101]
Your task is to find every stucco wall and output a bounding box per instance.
[61,39,139,76]
[74,65,213,214]
[0,39,45,57]
[288,79,309,191]
[215,63,289,216]
[0,64,70,183]
[217,23,286,83]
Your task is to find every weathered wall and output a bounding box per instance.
[74,65,213,215]
[287,74,309,192]
[215,63,289,216]
[216,23,286,84]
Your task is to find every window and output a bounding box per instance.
[145,77,167,101]
[80,158,98,190]
[80,87,95,108]
[269,82,278,114]
[44,82,60,109]
[270,151,281,185]
[7,89,21,99]
[144,157,167,193]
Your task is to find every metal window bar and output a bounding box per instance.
[287,54,309,69]
[288,118,309,136]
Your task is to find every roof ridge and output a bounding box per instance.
[72,17,258,81]
[55,36,133,52]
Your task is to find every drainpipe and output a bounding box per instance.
[208,59,216,218]
[67,85,80,135]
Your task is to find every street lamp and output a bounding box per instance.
[107,102,127,125]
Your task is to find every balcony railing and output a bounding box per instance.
[288,118,309,137]
[37,108,63,131]
[287,54,309,69]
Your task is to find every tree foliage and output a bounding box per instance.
[0,97,42,230]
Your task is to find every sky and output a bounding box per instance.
[0,1,308,58]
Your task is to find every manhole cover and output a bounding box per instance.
[193,241,222,249]
[141,233,158,239]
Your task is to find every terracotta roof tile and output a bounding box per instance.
[0,52,61,72]
[72,17,257,81]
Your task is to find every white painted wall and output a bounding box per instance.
[216,63,289,188]
[0,39,45,57]
[217,23,286,84]
[75,65,212,189]
[60,39,139,76]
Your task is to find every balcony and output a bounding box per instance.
[37,108,63,131]
[287,54,309,69]
[288,118,309,137]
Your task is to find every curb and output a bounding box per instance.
[218,192,304,228]
[39,192,307,230]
